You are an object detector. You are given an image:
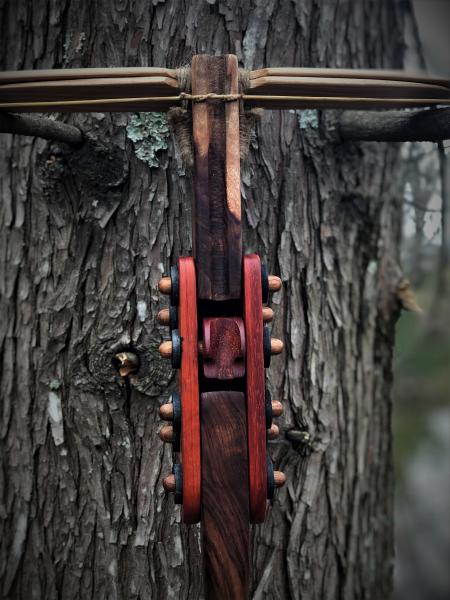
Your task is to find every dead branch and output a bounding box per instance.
[337,107,450,142]
[0,112,83,147]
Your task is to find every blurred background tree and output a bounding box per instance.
[393,2,450,599]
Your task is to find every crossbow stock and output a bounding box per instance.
[1,54,449,598]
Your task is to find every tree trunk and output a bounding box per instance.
[0,1,406,599]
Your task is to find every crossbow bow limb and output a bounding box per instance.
[1,55,449,598]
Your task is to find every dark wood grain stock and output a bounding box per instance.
[192,54,249,598]
[201,392,250,599]
[191,54,242,300]
[202,317,245,380]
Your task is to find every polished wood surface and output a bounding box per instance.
[4,66,445,87]
[178,257,201,523]
[248,76,450,99]
[1,64,448,112]
[250,67,450,88]
[191,55,250,598]
[0,66,177,84]
[0,76,178,103]
[191,54,242,300]
[243,254,267,523]
[202,317,246,379]
[201,391,250,599]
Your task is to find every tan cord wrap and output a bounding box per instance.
[1,96,449,111]
[179,92,243,103]
[168,67,257,166]
[167,106,193,167]
[175,66,191,93]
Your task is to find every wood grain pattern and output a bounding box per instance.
[249,67,450,88]
[1,65,448,113]
[202,317,245,380]
[0,97,177,112]
[201,391,250,599]
[3,95,448,114]
[243,255,267,523]
[178,257,201,524]
[0,67,177,84]
[0,76,178,104]
[242,95,450,110]
[191,54,242,300]
[248,76,450,99]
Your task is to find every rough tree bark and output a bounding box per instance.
[0,1,406,599]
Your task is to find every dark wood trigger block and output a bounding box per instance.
[202,317,246,379]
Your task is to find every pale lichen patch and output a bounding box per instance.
[48,390,65,446]
[126,113,169,168]
[137,300,147,322]
[296,109,319,130]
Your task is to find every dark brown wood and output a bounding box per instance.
[191,55,249,597]
[202,317,245,379]
[250,67,450,88]
[0,98,177,112]
[191,54,242,300]
[248,76,450,99]
[0,76,178,103]
[201,391,250,599]
[0,67,177,84]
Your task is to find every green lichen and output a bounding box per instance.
[126,113,169,168]
[297,109,319,130]
[49,379,62,390]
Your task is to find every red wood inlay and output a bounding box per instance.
[202,317,246,380]
[243,254,267,523]
[178,257,201,523]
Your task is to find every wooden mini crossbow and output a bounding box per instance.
[1,55,449,599]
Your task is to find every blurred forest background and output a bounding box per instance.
[394,2,449,599]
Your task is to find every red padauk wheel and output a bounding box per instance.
[178,257,201,523]
[243,254,267,522]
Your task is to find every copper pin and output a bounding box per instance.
[268,275,282,292]
[267,424,280,440]
[274,471,286,488]
[159,403,174,420]
[262,307,274,322]
[159,341,172,358]
[157,308,170,325]
[158,277,172,294]
[270,339,284,355]
[271,400,283,417]
[163,474,176,492]
[159,425,174,443]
